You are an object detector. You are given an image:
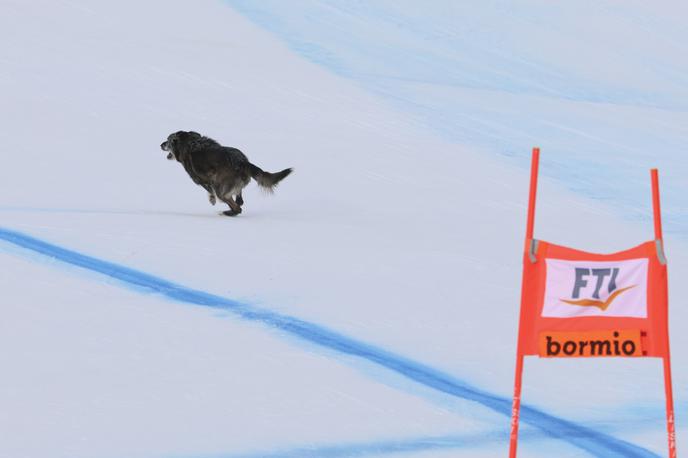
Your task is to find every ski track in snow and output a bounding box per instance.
[0,226,660,458]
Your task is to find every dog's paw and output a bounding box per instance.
[208,194,216,205]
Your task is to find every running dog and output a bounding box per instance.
[160,131,292,216]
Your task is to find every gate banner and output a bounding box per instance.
[518,240,669,358]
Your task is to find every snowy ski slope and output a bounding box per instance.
[0,1,686,457]
[228,0,688,236]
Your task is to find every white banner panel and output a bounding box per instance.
[542,258,648,318]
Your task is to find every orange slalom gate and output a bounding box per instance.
[508,148,676,457]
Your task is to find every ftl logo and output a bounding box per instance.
[542,258,648,318]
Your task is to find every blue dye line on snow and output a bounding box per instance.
[0,227,659,458]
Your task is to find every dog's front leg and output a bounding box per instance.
[200,184,216,205]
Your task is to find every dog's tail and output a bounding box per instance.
[248,163,293,193]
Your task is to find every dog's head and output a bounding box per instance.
[160,131,202,160]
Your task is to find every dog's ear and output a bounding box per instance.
[175,131,189,140]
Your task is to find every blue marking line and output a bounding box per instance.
[0,227,659,458]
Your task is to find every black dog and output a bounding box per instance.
[161,131,292,216]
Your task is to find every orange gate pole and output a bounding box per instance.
[509,147,540,457]
[651,169,663,241]
[509,354,524,458]
[525,147,540,247]
[664,356,677,458]
[652,169,677,458]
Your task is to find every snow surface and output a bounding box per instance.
[227,0,688,237]
[0,0,686,457]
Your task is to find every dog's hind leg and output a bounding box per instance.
[236,191,244,207]
[220,195,242,217]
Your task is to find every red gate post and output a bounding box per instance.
[651,169,677,458]
[509,147,540,458]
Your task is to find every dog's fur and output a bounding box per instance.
[161,131,292,216]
